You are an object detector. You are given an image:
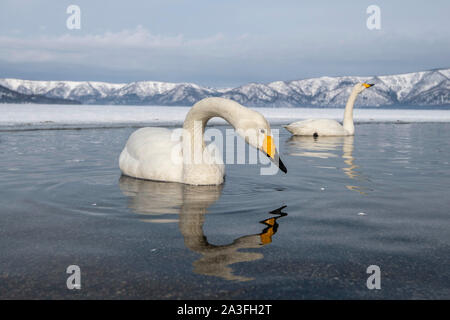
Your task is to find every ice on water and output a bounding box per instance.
[1,104,450,129]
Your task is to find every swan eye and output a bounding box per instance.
[260,129,265,134]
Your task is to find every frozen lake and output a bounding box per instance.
[2,104,450,130]
[0,104,449,299]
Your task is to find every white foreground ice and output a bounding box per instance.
[1,104,450,128]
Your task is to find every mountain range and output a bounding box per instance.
[0,85,80,104]
[1,68,449,107]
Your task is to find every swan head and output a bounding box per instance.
[234,110,287,174]
[354,82,375,94]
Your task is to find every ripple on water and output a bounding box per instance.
[1,125,450,298]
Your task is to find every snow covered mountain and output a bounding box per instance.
[1,68,449,107]
[0,85,80,104]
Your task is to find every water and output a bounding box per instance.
[0,123,449,299]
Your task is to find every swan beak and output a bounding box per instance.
[363,83,375,88]
[262,135,288,174]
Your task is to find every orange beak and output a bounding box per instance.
[262,135,287,173]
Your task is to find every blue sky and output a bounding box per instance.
[0,0,449,87]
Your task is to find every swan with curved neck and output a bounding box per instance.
[284,83,374,136]
[119,97,287,185]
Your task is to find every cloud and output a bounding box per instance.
[0,25,449,86]
[0,26,232,63]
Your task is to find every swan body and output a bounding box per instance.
[284,83,374,136]
[284,119,349,136]
[119,127,186,184]
[119,127,225,185]
[119,97,286,185]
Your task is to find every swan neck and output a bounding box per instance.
[179,207,210,251]
[343,89,358,135]
[183,98,241,132]
[182,98,242,156]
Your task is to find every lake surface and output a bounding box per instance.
[0,123,449,299]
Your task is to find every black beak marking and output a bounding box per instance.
[266,153,287,174]
[278,157,287,174]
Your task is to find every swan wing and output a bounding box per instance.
[119,127,183,183]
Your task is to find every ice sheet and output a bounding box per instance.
[1,104,450,129]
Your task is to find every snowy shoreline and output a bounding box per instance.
[1,104,450,129]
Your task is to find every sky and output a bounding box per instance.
[0,0,449,87]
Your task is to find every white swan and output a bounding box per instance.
[119,97,287,185]
[284,83,374,136]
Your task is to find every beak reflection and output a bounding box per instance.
[259,205,288,245]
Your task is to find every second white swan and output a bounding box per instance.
[119,97,287,185]
[284,83,374,136]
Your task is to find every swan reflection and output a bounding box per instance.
[119,176,287,281]
[287,136,369,194]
